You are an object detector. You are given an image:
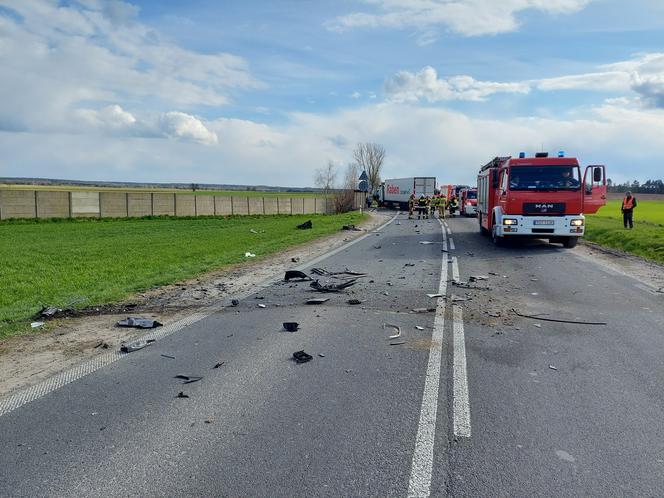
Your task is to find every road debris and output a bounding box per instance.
[176,391,189,399]
[318,353,326,357]
[291,257,300,263]
[512,309,607,325]
[468,275,489,282]
[412,308,436,313]
[306,297,329,305]
[533,324,542,328]
[95,341,110,349]
[284,270,312,281]
[213,362,225,369]
[384,323,401,339]
[39,306,62,318]
[427,293,443,298]
[383,291,390,296]
[257,303,267,308]
[175,375,203,384]
[390,340,406,346]
[30,322,44,328]
[116,317,163,328]
[450,295,468,302]
[451,281,491,290]
[292,350,313,363]
[373,244,382,249]
[310,279,358,292]
[244,252,256,258]
[160,353,176,359]
[347,299,362,305]
[120,339,155,353]
[419,241,438,245]
[342,224,362,231]
[404,263,415,267]
[297,220,313,230]
[415,326,425,330]
[548,365,558,371]
[311,268,367,277]
[283,322,299,332]
[487,312,501,318]
[231,299,240,307]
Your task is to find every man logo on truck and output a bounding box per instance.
[535,204,555,210]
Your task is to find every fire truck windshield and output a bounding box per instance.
[466,191,477,199]
[508,166,580,191]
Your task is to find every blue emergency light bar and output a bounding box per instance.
[558,151,565,157]
[518,152,526,158]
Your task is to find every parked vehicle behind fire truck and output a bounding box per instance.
[460,188,478,216]
[477,152,606,248]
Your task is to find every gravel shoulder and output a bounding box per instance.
[0,211,391,397]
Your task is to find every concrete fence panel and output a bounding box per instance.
[232,197,249,215]
[214,196,233,215]
[100,192,128,217]
[303,198,316,214]
[314,197,325,214]
[196,195,215,216]
[0,190,36,219]
[37,191,69,218]
[263,197,278,215]
[248,197,264,215]
[152,193,175,216]
[128,193,152,217]
[291,197,305,215]
[175,194,196,217]
[278,197,291,214]
[71,192,100,217]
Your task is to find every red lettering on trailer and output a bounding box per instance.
[386,185,400,194]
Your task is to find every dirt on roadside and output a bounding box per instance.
[0,211,392,397]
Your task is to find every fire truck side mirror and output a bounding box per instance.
[593,167,603,183]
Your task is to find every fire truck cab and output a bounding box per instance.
[460,188,478,216]
[477,152,606,248]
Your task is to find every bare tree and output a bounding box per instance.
[332,163,360,213]
[314,161,337,194]
[353,143,385,193]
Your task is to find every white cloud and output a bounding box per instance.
[384,66,530,102]
[158,112,218,145]
[326,0,593,37]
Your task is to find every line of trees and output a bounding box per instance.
[608,179,664,193]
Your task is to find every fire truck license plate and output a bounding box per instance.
[534,220,555,225]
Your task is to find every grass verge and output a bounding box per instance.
[0,212,366,339]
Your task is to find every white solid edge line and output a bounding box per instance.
[452,256,460,283]
[449,238,455,251]
[0,212,400,418]
[407,217,448,498]
[447,227,452,235]
[452,304,471,438]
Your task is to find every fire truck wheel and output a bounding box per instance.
[491,224,504,246]
[562,237,578,248]
[479,214,489,235]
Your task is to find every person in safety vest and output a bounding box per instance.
[439,194,447,219]
[621,191,637,229]
[430,195,437,217]
[408,193,416,219]
[417,195,427,219]
[448,195,458,216]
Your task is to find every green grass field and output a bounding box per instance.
[585,199,664,264]
[0,184,323,198]
[0,212,366,338]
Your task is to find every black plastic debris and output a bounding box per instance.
[213,362,225,369]
[291,257,300,263]
[297,220,313,230]
[161,353,176,359]
[176,391,189,398]
[310,268,367,277]
[292,350,313,363]
[306,297,329,305]
[310,279,358,293]
[175,375,203,384]
[116,317,162,329]
[284,270,312,281]
[347,299,362,305]
[283,322,299,332]
[342,224,361,231]
[231,299,239,307]
[94,341,110,349]
[39,306,63,319]
[120,339,155,353]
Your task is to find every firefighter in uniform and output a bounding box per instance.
[439,194,447,219]
[430,195,437,218]
[408,193,416,219]
[448,195,458,216]
[417,195,427,219]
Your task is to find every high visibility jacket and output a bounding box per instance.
[622,196,635,210]
[418,197,427,207]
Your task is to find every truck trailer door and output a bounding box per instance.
[582,165,607,214]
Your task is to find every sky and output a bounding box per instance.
[1,0,664,187]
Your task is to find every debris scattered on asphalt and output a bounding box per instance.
[450,295,468,302]
[205,418,215,424]
[373,244,382,249]
[297,220,313,230]
[283,322,299,332]
[412,308,436,313]
[452,281,491,291]
[310,278,358,292]
[389,340,406,346]
[284,270,311,281]
[175,375,203,384]
[342,224,361,231]
[160,353,176,359]
[488,272,499,276]
[231,299,239,307]
[30,322,45,329]
[468,275,489,282]
[258,303,267,308]
[120,339,155,353]
[512,309,607,325]
[387,282,393,286]
[318,353,325,357]
[347,299,362,305]
[306,297,329,305]
[530,278,539,282]
[415,326,425,330]
[427,293,443,298]
[533,324,542,328]
[404,263,415,267]
[311,268,367,277]
[244,252,256,258]
[213,362,225,369]
[384,323,401,339]
[419,241,438,245]
[176,391,189,398]
[292,350,313,363]
[383,291,389,296]
[117,317,163,329]
[291,257,300,263]
[95,341,110,349]
[487,312,501,318]
[548,365,558,371]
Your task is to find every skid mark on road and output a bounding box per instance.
[407,218,448,498]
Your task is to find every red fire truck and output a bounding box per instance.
[460,188,478,216]
[477,152,606,248]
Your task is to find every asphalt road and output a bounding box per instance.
[1,211,664,497]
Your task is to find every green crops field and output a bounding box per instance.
[585,199,664,264]
[0,212,366,338]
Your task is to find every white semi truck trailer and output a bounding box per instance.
[380,177,437,209]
